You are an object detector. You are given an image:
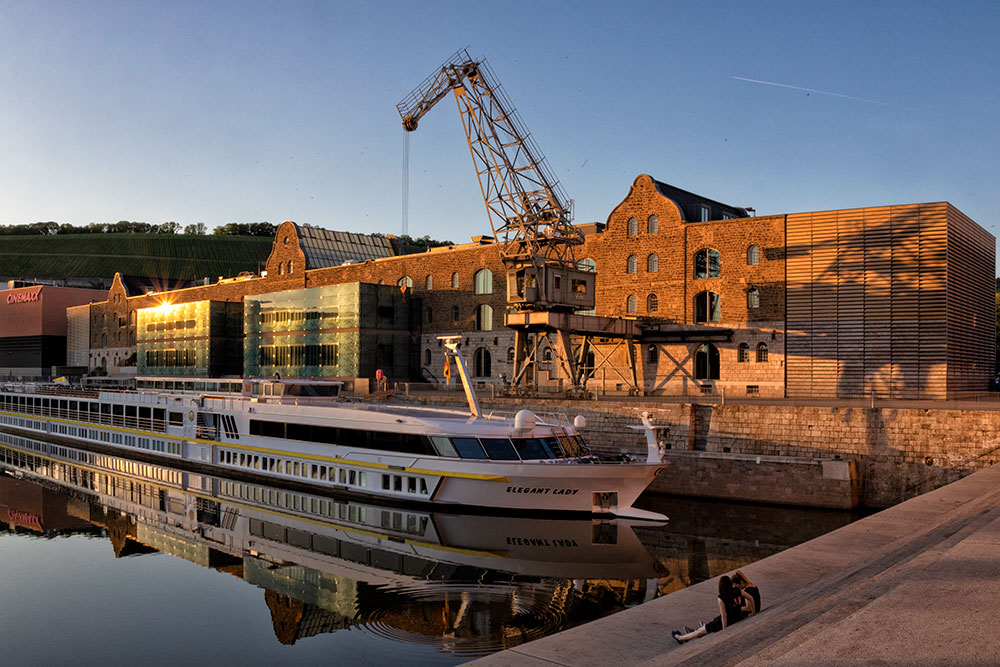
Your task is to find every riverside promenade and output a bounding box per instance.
[472,463,1000,666]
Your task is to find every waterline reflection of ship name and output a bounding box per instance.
[0,338,667,519]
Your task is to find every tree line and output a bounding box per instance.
[0,221,276,236]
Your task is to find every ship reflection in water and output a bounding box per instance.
[0,431,857,663]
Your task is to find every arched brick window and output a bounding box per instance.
[425,275,433,290]
[397,276,413,288]
[626,294,637,314]
[474,348,492,377]
[647,253,658,273]
[647,344,658,363]
[695,343,720,380]
[451,272,459,288]
[627,217,638,236]
[738,342,750,363]
[474,269,493,294]
[424,349,431,365]
[475,304,493,331]
[747,287,760,310]
[757,343,769,363]
[694,248,721,278]
[626,255,638,274]
[694,291,721,323]
[647,293,658,312]
[451,305,459,322]
[747,245,760,266]
[647,215,658,234]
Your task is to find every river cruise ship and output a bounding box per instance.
[0,341,666,520]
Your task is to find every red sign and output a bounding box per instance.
[6,290,40,304]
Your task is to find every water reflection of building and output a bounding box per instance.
[0,433,674,653]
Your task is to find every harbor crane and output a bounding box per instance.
[398,49,604,392]
[397,49,595,313]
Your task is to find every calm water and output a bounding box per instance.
[0,432,857,665]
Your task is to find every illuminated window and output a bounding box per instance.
[475,304,493,331]
[474,269,493,295]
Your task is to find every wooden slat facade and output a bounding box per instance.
[946,204,995,392]
[785,202,990,399]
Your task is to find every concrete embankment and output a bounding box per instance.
[401,390,1000,509]
[470,463,1000,666]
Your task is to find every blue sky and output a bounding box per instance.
[1,1,997,258]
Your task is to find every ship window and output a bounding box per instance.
[394,476,402,492]
[451,437,487,459]
[431,436,459,457]
[481,438,519,460]
[513,438,550,460]
[408,477,417,493]
[168,411,183,426]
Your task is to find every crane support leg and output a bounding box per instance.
[511,328,533,387]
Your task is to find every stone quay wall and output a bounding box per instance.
[401,390,1000,509]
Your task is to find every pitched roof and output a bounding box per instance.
[294,224,396,269]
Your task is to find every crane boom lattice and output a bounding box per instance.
[397,49,595,313]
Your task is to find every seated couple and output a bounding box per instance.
[672,570,760,643]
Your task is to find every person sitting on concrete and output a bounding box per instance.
[671,574,750,644]
[733,570,760,617]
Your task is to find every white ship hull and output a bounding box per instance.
[0,383,666,520]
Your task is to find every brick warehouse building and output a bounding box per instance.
[73,174,995,399]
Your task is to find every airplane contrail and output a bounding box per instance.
[732,76,901,108]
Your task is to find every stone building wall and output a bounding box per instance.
[81,175,993,398]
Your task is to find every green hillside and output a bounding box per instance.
[0,234,272,281]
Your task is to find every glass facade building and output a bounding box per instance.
[244,283,414,380]
[137,301,243,377]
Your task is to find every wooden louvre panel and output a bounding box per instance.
[785,212,815,396]
[946,204,995,393]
